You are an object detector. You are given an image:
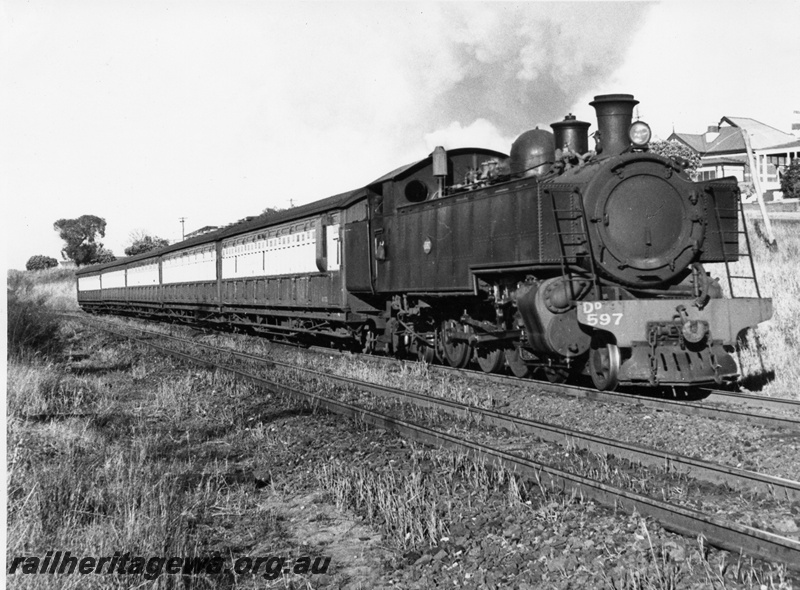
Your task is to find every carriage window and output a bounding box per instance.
[404,179,429,203]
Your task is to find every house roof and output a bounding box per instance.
[760,138,800,151]
[719,117,796,150]
[667,132,706,153]
[669,116,796,157]
[667,126,744,155]
[187,225,218,234]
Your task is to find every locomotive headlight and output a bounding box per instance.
[629,121,652,147]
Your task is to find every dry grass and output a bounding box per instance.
[711,219,800,397]
[15,267,79,311]
[5,304,292,587]
[317,449,529,550]
[6,357,224,589]
[6,359,111,418]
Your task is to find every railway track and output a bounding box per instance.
[291,339,800,432]
[288,338,800,425]
[66,313,800,569]
[116,322,800,501]
[67,313,799,430]
[432,365,800,432]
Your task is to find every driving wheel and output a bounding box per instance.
[589,340,621,391]
[441,319,471,368]
[475,346,505,373]
[504,347,532,378]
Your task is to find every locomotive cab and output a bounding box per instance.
[360,147,512,295]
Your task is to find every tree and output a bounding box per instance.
[251,206,287,223]
[125,232,170,256]
[53,215,108,266]
[25,255,59,271]
[648,140,701,177]
[780,160,800,199]
[94,248,117,264]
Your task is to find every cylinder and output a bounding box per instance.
[510,128,555,177]
[550,113,591,155]
[589,94,639,156]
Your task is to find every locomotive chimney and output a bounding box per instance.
[589,93,639,156]
[550,113,591,155]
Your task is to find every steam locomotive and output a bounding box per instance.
[76,93,773,391]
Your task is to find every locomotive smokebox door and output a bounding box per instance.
[584,153,705,286]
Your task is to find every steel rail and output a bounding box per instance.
[301,336,800,420]
[311,339,800,417]
[430,365,800,432]
[700,388,800,413]
[87,321,800,570]
[75,314,800,502]
[242,332,800,432]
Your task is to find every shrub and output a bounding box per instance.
[93,247,116,264]
[31,266,77,285]
[7,271,62,358]
[25,255,59,271]
[125,234,170,256]
[649,139,700,177]
[780,160,800,199]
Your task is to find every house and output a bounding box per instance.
[668,116,800,199]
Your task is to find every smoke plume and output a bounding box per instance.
[406,3,654,141]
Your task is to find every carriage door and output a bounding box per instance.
[371,192,386,292]
[343,197,375,293]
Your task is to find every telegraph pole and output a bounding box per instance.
[179,217,187,241]
[742,132,777,248]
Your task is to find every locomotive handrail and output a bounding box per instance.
[609,152,685,173]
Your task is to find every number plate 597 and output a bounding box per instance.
[581,302,623,327]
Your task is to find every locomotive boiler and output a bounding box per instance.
[76,93,773,391]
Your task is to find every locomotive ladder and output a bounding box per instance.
[713,195,762,299]
[548,188,601,299]
[712,191,769,375]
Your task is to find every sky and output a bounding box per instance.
[2,0,799,270]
